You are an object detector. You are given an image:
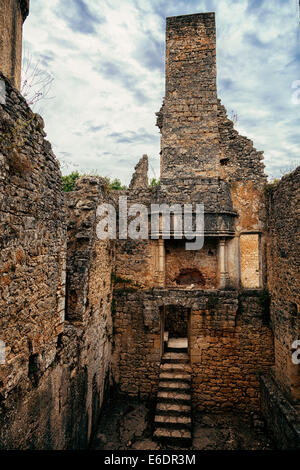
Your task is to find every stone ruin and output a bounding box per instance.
[0,5,299,449]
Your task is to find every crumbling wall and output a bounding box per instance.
[216,101,267,288]
[266,168,300,401]
[129,154,148,190]
[113,186,163,289]
[0,72,65,448]
[258,167,300,449]
[217,100,266,232]
[0,72,66,406]
[0,75,114,449]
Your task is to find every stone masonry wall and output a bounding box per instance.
[0,1,29,89]
[190,292,274,411]
[0,72,66,406]
[113,186,163,289]
[0,72,65,447]
[257,167,300,449]
[157,13,267,294]
[160,13,219,179]
[112,290,162,398]
[0,75,113,449]
[217,101,267,288]
[112,289,274,412]
[260,373,300,449]
[217,100,266,234]
[266,168,300,402]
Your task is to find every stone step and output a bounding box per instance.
[157,390,191,403]
[153,427,192,446]
[167,347,188,354]
[162,352,189,364]
[168,338,188,349]
[156,402,191,416]
[158,381,190,392]
[154,339,192,446]
[167,339,188,354]
[159,372,191,382]
[160,363,192,374]
[154,415,192,429]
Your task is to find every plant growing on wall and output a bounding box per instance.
[149,178,160,187]
[62,171,80,192]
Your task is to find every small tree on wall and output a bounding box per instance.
[21,50,54,108]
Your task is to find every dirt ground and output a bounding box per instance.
[90,394,275,451]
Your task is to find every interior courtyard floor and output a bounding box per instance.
[90,394,276,451]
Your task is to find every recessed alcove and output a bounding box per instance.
[165,238,218,289]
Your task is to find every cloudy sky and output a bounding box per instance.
[23,0,300,184]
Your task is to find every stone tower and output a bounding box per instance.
[158,13,219,180]
[0,0,30,89]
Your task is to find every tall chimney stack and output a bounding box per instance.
[158,13,220,181]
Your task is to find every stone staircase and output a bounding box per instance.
[153,338,192,447]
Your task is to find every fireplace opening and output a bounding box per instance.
[174,268,206,287]
[165,238,218,289]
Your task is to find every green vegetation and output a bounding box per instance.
[111,271,141,291]
[104,177,127,191]
[149,178,160,187]
[62,171,80,192]
[62,171,127,192]
[62,171,162,192]
[111,272,132,285]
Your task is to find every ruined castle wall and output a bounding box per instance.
[260,373,300,449]
[217,101,267,288]
[114,238,158,288]
[0,320,111,449]
[266,168,300,401]
[0,0,28,89]
[0,77,113,449]
[157,13,267,291]
[0,72,65,448]
[66,177,114,326]
[0,73,66,404]
[111,290,162,397]
[112,289,274,411]
[161,13,220,179]
[217,100,266,188]
[113,188,163,288]
[257,167,300,449]
[64,176,115,441]
[191,292,274,411]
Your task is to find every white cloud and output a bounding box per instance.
[22,0,300,183]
